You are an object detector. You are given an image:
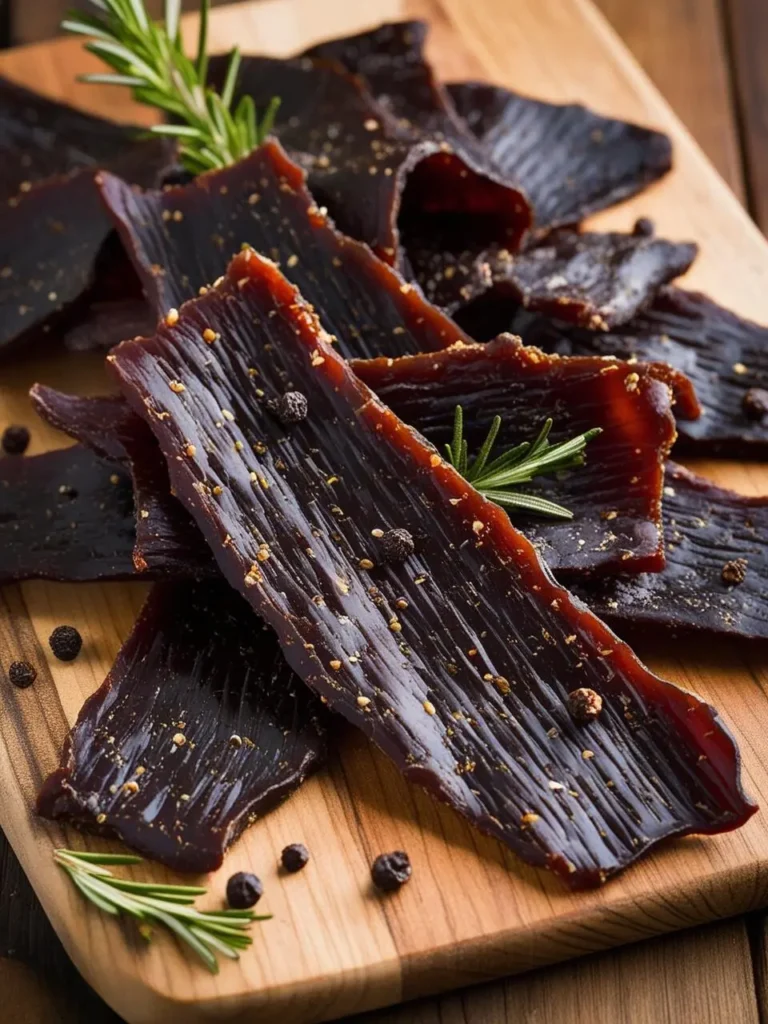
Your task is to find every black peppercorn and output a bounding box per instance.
[281,843,310,873]
[371,851,412,892]
[632,216,655,238]
[272,391,308,425]
[742,388,768,422]
[1,425,30,455]
[380,528,415,563]
[226,871,263,909]
[49,625,83,662]
[8,661,36,689]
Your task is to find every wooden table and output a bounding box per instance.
[2,0,768,1020]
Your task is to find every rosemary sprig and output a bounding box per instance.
[63,0,279,174]
[445,406,601,520]
[54,848,269,973]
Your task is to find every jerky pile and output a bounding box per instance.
[1,20,764,892]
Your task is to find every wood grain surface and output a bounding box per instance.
[1,1,768,1023]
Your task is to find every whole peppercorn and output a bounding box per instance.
[1,424,30,455]
[742,388,768,422]
[48,625,83,662]
[272,391,308,425]
[371,851,412,892]
[721,558,748,586]
[8,661,36,689]
[226,871,263,909]
[567,687,603,723]
[632,216,655,238]
[380,528,415,564]
[281,843,310,873]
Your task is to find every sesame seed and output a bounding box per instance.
[169,380,185,393]
[582,749,595,760]
[172,732,186,746]
[358,558,375,570]
[357,695,371,707]
[472,520,484,534]
[139,509,149,519]
[521,813,539,827]
[329,660,342,670]
[202,328,217,343]
[185,444,196,457]
[229,734,243,747]
[371,528,384,538]
[286,254,299,267]
[423,700,436,715]
[122,781,139,794]
[165,308,179,326]
[429,454,441,467]
[389,619,402,633]
[364,118,379,130]
[733,362,748,375]
[109,474,120,485]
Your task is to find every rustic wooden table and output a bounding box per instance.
[2,0,768,1020]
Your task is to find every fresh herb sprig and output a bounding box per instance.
[55,848,269,973]
[445,406,601,520]
[63,0,279,174]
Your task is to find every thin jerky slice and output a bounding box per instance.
[410,229,697,327]
[572,464,768,640]
[38,582,327,872]
[30,385,213,578]
[111,249,754,889]
[448,81,672,231]
[62,298,156,353]
[209,55,530,262]
[0,445,137,583]
[509,288,768,456]
[353,335,676,575]
[99,140,473,360]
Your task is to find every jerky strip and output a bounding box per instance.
[99,140,473,360]
[509,288,768,457]
[353,335,676,575]
[38,581,327,872]
[410,229,697,328]
[111,248,754,889]
[572,463,768,641]
[448,81,672,231]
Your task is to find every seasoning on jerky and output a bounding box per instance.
[110,248,755,889]
[38,582,327,872]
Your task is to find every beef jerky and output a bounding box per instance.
[410,229,697,327]
[30,385,213,578]
[448,81,672,231]
[572,464,768,641]
[38,581,327,872]
[208,54,530,262]
[62,298,156,353]
[353,335,676,575]
[110,248,754,889]
[508,288,768,457]
[99,140,474,360]
[0,137,174,356]
[0,445,137,583]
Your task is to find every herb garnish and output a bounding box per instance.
[63,0,279,174]
[54,848,269,973]
[445,406,601,520]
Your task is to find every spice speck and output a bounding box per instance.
[371,851,411,892]
[2,424,30,455]
[49,625,82,662]
[8,661,36,689]
[226,872,263,909]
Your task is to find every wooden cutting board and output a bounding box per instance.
[2,1,768,1022]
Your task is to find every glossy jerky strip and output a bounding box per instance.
[209,55,531,262]
[38,581,327,872]
[111,249,754,889]
[30,385,213,578]
[572,463,768,641]
[0,445,137,583]
[509,288,768,457]
[99,140,473,360]
[448,80,672,231]
[353,336,675,575]
[410,229,697,328]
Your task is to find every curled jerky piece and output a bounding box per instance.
[61,298,156,353]
[448,80,672,231]
[0,445,137,583]
[411,229,697,328]
[510,288,768,457]
[208,54,530,262]
[111,248,754,889]
[30,385,213,578]
[572,464,768,641]
[353,336,676,575]
[38,582,327,872]
[100,140,472,360]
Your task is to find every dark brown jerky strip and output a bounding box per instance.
[448,81,672,231]
[208,55,530,263]
[110,248,754,889]
[353,335,675,575]
[99,140,472,360]
[30,385,213,578]
[61,298,156,353]
[38,581,327,872]
[0,445,137,583]
[571,463,768,641]
[507,288,768,457]
[410,229,697,328]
